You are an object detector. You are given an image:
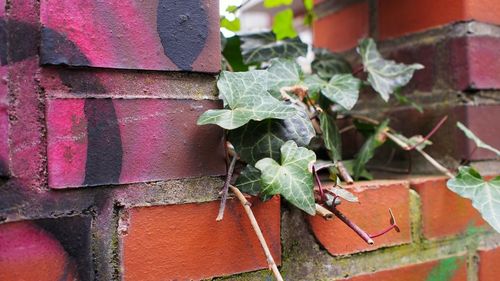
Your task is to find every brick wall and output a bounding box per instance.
[0,1,499,281]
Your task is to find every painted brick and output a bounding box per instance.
[122,197,281,281]
[378,0,500,39]
[313,2,369,52]
[340,256,467,281]
[0,217,93,281]
[410,176,488,240]
[308,180,411,256]
[0,66,8,175]
[478,247,500,281]
[47,98,225,188]
[40,0,220,72]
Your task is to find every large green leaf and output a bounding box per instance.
[272,9,297,40]
[267,58,302,98]
[197,70,297,130]
[229,105,315,165]
[352,119,389,180]
[447,167,500,233]
[312,48,352,80]
[222,35,248,71]
[321,74,361,110]
[264,0,293,8]
[240,32,307,65]
[256,141,317,215]
[319,112,342,160]
[235,165,262,196]
[457,122,500,157]
[358,38,424,101]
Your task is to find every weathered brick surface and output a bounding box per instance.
[47,98,225,188]
[40,0,220,72]
[308,180,411,256]
[122,197,281,281]
[0,217,93,281]
[478,247,500,281]
[410,176,488,240]
[340,256,467,281]
[0,66,8,175]
[313,2,369,52]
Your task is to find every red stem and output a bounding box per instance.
[404,115,448,151]
[329,207,374,245]
[313,167,326,202]
[369,225,397,238]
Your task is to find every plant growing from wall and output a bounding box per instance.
[210,1,500,280]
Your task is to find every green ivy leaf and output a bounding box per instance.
[197,70,297,129]
[222,35,248,71]
[352,119,389,180]
[267,58,302,98]
[220,17,241,32]
[302,74,324,98]
[358,38,424,101]
[457,122,500,157]
[240,32,307,65]
[329,187,359,203]
[319,112,342,160]
[235,165,262,196]
[256,141,317,215]
[312,48,352,80]
[264,0,293,8]
[303,0,314,10]
[229,105,315,165]
[321,74,361,110]
[226,5,238,13]
[272,9,298,40]
[447,167,500,232]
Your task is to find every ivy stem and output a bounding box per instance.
[229,185,284,281]
[313,166,326,202]
[369,209,400,238]
[216,152,238,221]
[402,115,448,151]
[337,161,354,184]
[328,206,375,245]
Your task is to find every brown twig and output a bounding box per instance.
[216,153,238,221]
[315,204,334,220]
[229,186,284,281]
[336,161,354,184]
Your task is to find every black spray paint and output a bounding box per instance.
[157,0,209,70]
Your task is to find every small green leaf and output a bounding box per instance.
[319,112,342,160]
[226,5,238,13]
[447,167,500,232]
[329,187,359,203]
[240,32,307,65]
[272,9,297,40]
[220,17,241,32]
[358,38,424,101]
[312,48,352,80]
[321,74,361,110]
[197,70,297,129]
[264,0,293,8]
[267,58,302,98]
[256,141,317,215]
[457,122,500,157]
[303,0,314,10]
[352,119,389,180]
[235,165,262,196]
[229,105,315,165]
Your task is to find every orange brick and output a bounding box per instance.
[339,256,467,281]
[410,176,488,240]
[378,0,500,39]
[313,2,369,51]
[478,247,500,281]
[308,180,410,256]
[378,0,464,39]
[122,197,281,281]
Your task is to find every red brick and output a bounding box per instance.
[313,2,369,52]
[466,37,500,89]
[122,197,281,281]
[47,98,225,188]
[40,0,220,72]
[0,221,78,281]
[479,247,500,281]
[308,180,411,256]
[378,0,500,39]
[340,256,467,281]
[410,176,488,240]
